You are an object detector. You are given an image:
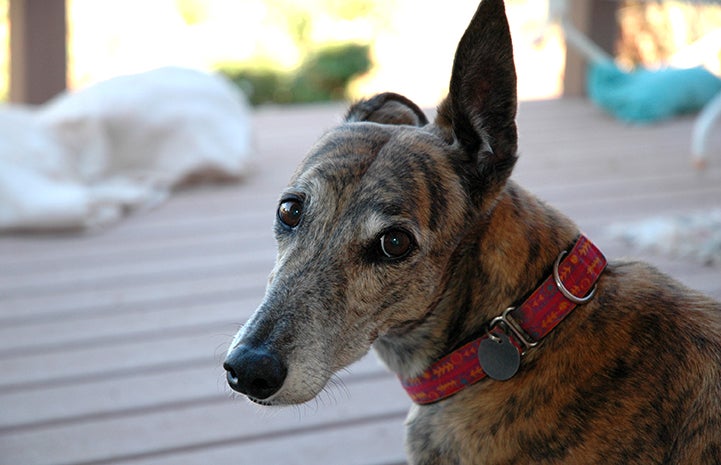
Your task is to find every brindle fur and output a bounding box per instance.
[225,0,721,463]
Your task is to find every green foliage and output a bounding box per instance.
[221,43,371,106]
[226,68,293,106]
[292,43,372,103]
[217,0,382,106]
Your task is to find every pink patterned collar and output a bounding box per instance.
[400,235,607,405]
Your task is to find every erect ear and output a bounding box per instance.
[346,92,429,127]
[436,0,518,200]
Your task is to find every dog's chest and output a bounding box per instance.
[404,386,539,464]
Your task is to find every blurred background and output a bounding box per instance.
[1,0,720,106]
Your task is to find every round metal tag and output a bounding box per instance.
[478,333,521,381]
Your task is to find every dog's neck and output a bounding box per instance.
[373,180,580,379]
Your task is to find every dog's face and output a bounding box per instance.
[225,0,518,405]
[230,120,470,404]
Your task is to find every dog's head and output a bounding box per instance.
[225,0,517,405]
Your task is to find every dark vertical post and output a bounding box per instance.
[9,0,67,104]
[563,0,619,97]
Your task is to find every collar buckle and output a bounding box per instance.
[488,306,539,354]
[553,250,598,304]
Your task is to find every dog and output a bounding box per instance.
[224,0,721,463]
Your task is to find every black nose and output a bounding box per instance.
[223,345,287,400]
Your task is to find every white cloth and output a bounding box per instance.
[0,67,252,232]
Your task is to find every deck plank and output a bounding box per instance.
[0,98,719,465]
[125,421,407,465]
[0,375,409,465]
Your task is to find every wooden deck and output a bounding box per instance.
[1,98,720,465]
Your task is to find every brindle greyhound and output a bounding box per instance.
[224,0,721,462]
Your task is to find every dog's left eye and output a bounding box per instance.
[380,229,413,259]
[278,199,303,228]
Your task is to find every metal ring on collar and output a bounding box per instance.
[553,250,597,304]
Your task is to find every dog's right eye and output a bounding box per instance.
[379,229,414,259]
[278,199,303,228]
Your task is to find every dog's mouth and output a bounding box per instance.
[246,396,276,406]
[239,382,327,407]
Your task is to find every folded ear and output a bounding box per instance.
[346,92,428,126]
[436,0,518,200]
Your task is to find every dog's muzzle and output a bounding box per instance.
[223,344,287,401]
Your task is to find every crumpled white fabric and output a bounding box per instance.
[0,67,253,232]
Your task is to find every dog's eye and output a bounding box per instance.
[278,199,303,228]
[380,229,413,259]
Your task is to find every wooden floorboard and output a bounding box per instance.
[0,375,408,465]
[1,98,720,465]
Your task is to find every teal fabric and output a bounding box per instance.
[588,62,721,124]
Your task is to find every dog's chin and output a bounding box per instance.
[245,389,321,407]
